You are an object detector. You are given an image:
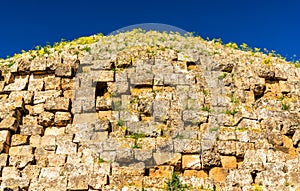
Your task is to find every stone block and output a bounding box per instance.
[28,74,44,91]
[130,72,154,85]
[0,153,8,167]
[88,174,108,189]
[96,95,112,111]
[44,127,66,136]
[4,75,29,91]
[220,156,237,169]
[8,91,33,104]
[9,145,33,155]
[55,64,72,77]
[47,154,66,167]
[9,154,34,169]
[20,124,44,136]
[182,155,201,170]
[0,117,18,132]
[39,167,63,179]
[44,75,61,90]
[41,135,56,151]
[67,175,89,190]
[11,134,29,146]
[45,97,70,111]
[56,139,77,155]
[25,104,44,115]
[0,130,11,145]
[61,78,73,90]
[149,165,174,179]
[33,90,62,104]
[183,170,208,179]
[38,111,55,126]
[209,167,228,182]
[94,70,115,82]
[55,111,72,126]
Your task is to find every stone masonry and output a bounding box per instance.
[0,30,299,191]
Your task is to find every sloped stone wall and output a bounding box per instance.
[0,31,299,191]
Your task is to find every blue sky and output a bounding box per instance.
[1,0,300,61]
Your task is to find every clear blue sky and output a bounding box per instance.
[1,0,299,61]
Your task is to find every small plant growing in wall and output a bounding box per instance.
[201,106,211,112]
[166,173,187,191]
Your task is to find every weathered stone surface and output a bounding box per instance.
[55,111,72,126]
[33,90,62,104]
[55,64,72,77]
[9,154,34,168]
[149,165,174,179]
[220,156,237,169]
[9,145,33,155]
[38,111,55,126]
[4,75,29,91]
[11,134,29,146]
[20,124,44,136]
[45,97,70,111]
[0,117,18,132]
[182,155,201,170]
[44,75,61,90]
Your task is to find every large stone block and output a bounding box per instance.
[9,145,33,155]
[0,117,18,132]
[209,167,228,183]
[93,70,115,82]
[33,90,62,104]
[149,165,174,179]
[9,154,34,169]
[55,112,72,126]
[182,155,201,170]
[44,75,61,90]
[55,64,72,77]
[11,134,29,146]
[20,124,44,136]
[4,75,29,91]
[28,74,44,91]
[45,97,70,111]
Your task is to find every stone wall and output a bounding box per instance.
[0,30,299,191]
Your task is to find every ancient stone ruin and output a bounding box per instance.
[0,30,299,190]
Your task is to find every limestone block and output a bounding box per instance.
[93,70,115,82]
[226,169,254,187]
[41,135,56,151]
[4,75,29,91]
[45,97,70,111]
[96,95,112,111]
[9,154,34,169]
[1,178,30,189]
[2,166,20,179]
[163,73,178,85]
[279,80,290,93]
[44,75,61,90]
[22,165,41,179]
[182,155,201,170]
[209,167,228,182]
[0,153,8,167]
[217,141,236,155]
[235,142,254,157]
[28,74,44,91]
[11,134,29,146]
[149,165,174,179]
[183,170,208,179]
[88,174,108,189]
[22,115,38,125]
[8,91,33,104]
[0,117,18,132]
[29,135,41,148]
[173,139,201,153]
[34,177,67,191]
[38,111,55,126]
[67,175,89,190]
[61,78,73,90]
[33,90,62,104]
[55,112,72,126]
[25,104,44,115]
[220,156,237,169]
[30,57,47,71]
[56,139,77,155]
[142,176,168,189]
[0,130,11,145]
[47,154,66,167]
[130,72,154,85]
[20,124,44,136]
[182,110,208,124]
[9,145,33,155]
[44,127,65,136]
[39,167,63,179]
[55,64,72,77]
[241,149,266,171]
[201,150,221,168]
